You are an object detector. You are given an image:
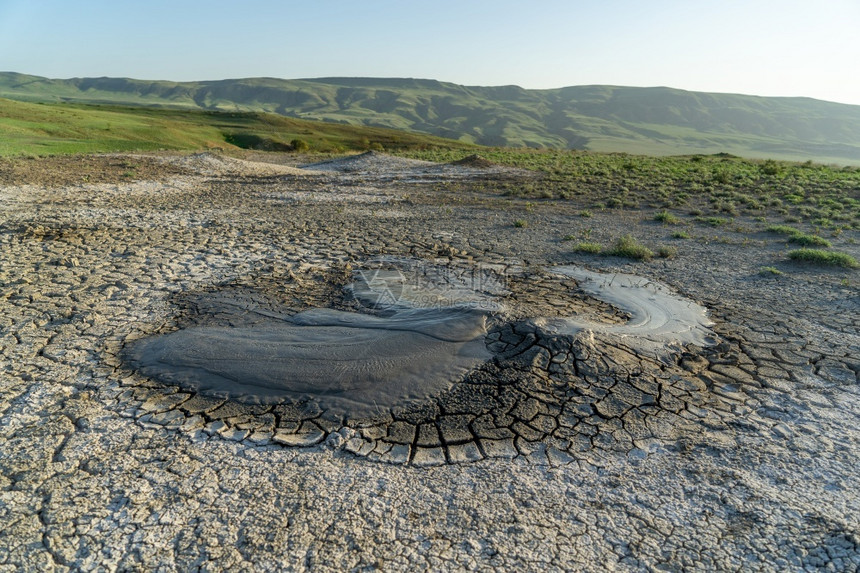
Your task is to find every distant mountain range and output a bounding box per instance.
[3,72,860,164]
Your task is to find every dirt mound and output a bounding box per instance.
[450,154,496,168]
[164,152,321,177]
[302,151,536,180]
[0,154,186,186]
[301,151,437,174]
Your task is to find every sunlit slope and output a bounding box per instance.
[0,97,475,156]
[3,73,860,163]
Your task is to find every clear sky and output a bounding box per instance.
[1,0,858,105]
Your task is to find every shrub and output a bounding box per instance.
[759,266,784,276]
[513,219,528,228]
[789,234,831,247]
[654,211,681,225]
[606,235,653,261]
[671,230,690,239]
[225,133,292,151]
[657,246,678,259]
[766,224,799,236]
[788,249,859,268]
[760,159,781,176]
[697,216,730,227]
[290,138,310,152]
[766,225,832,247]
[712,170,731,184]
[574,242,602,254]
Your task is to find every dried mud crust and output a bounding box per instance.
[102,285,804,467]
[2,152,860,571]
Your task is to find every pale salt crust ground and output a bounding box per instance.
[1,153,859,571]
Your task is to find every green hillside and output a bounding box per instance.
[2,73,860,164]
[0,98,475,156]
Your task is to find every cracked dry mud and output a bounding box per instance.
[1,152,859,571]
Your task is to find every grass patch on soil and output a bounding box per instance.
[572,242,603,254]
[654,210,682,224]
[697,216,731,227]
[787,249,859,268]
[657,246,678,259]
[571,236,677,261]
[766,224,802,236]
[788,234,832,247]
[765,225,832,247]
[400,149,860,231]
[604,235,655,261]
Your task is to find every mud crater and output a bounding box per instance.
[114,257,736,465]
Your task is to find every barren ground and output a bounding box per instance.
[1,152,859,571]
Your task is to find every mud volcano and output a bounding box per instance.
[122,258,724,460]
[124,259,504,418]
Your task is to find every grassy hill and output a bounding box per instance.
[0,98,475,156]
[3,73,860,164]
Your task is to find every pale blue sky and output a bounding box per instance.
[1,0,858,104]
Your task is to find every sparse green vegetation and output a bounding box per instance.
[605,235,654,261]
[401,150,860,233]
[760,159,782,176]
[766,224,801,236]
[671,230,690,239]
[657,246,678,259]
[766,225,832,247]
[789,234,832,247]
[654,211,681,225]
[759,266,785,276]
[565,233,676,262]
[573,242,602,254]
[697,216,731,227]
[513,219,528,228]
[788,249,859,268]
[290,138,309,152]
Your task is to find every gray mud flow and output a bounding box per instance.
[123,262,500,418]
[537,266,717,356]
[124,307,491,417]
[123,262,716,422]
